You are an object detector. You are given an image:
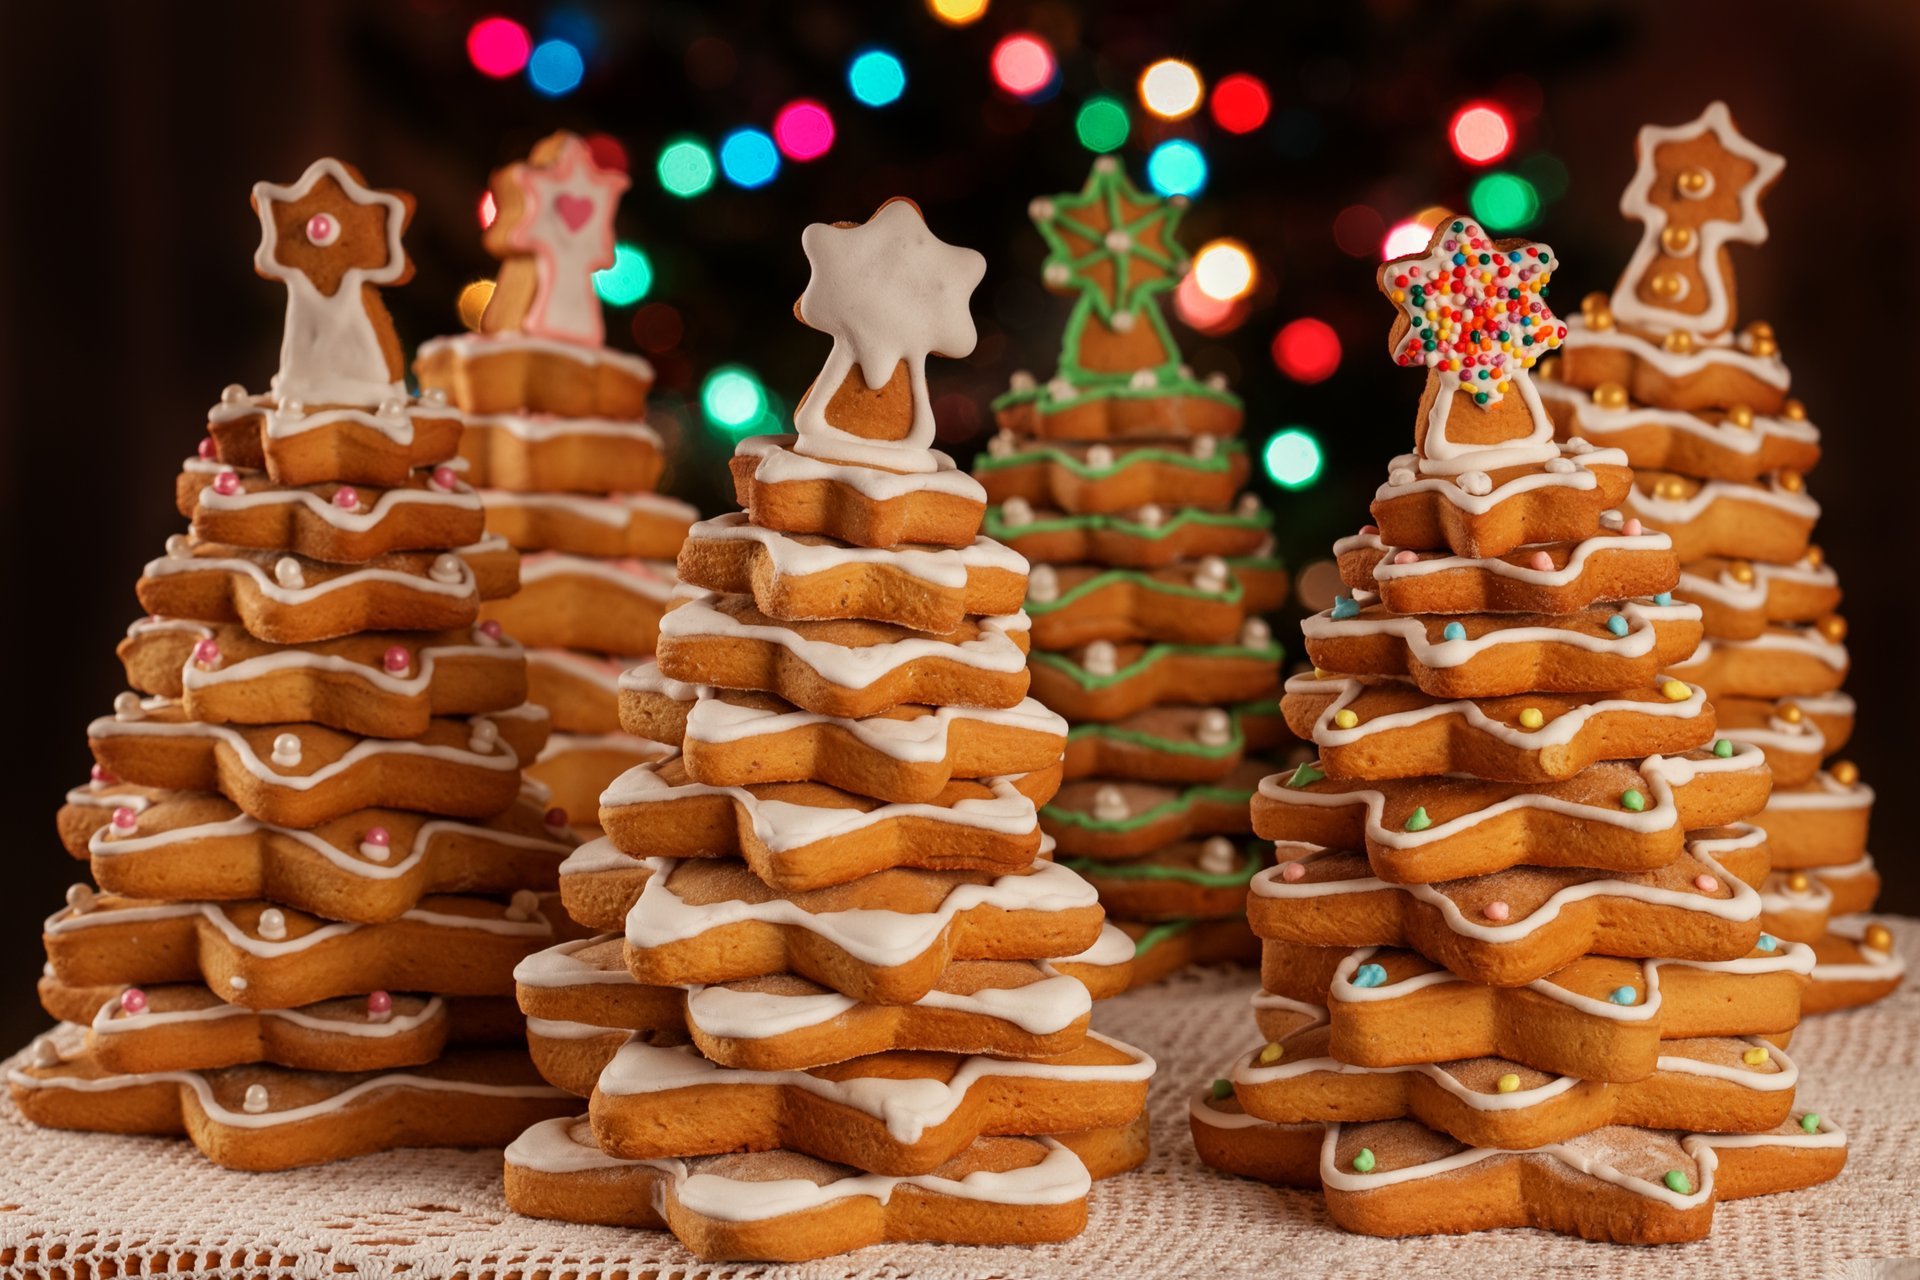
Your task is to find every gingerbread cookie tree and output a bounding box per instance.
[1539,103,1899,1012]
[498,198,1153,1263]
[416,133,696,831]
[12,159,576,1167]
[1190,218,1847,1243]
[977,159,1292,983]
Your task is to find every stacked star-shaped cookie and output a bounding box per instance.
[499,198,1153,1263]
[1190,214,1848,1243]
[13,159,578,1168]
[980,159,1293,983]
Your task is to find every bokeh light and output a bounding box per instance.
[1173,272,1242,334]
[774,100,836,160]
[1075,95,1130,153]
[701,365,768,433]
[1146,139,1208,198]
[466,17,531,78]
[1139,59,1204,120]
[657,138,716,197]
[1449,102,1514,165]
[848,49,906,106]
[631,303,684,353]
[457,280,496,332]
[593,242,652,307]
[1332,204,1384,258]
[477,190,497,229]
[1271,318,1342,384]
[586,133,628,173]
[991,34,1056,98]
[1210,73,1270,134]
[1192,239,1256,302]
[1263,427,1325,490]
[527,39,584,96]
[719,128,781,188]
[1381,219,1434,260]
[1470,172,1541,231]
[927,0,989,24]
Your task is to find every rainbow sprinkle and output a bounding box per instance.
[1383,218,1564,409]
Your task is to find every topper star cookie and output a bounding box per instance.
[480,131,630,345]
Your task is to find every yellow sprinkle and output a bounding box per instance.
[1313,667,1333,680]
[1333,709,1359,729]
[1391,289,1406,303]
[1257,1042,1284,1065]
[1518,708,1544,730]
[1661,679,1690,702]
[1496,1073,1521,1093]
[1743,1047,1770,1067]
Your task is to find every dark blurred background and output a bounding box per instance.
[3,0,1915,1046]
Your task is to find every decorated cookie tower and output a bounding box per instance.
[496,198,1153,1263]
[416,133,696,832]
[1188,216,1848,1242]
[1537,103,1901,1013]
[11,160,577,1167]
[978,158,1291,985]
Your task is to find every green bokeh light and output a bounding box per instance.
[701,364,768,433]
[592,242,652,306]
[1263,427,1324,490]
[657,138,716,198]
[1469,172,1540,232]
[1075,96,1130,153]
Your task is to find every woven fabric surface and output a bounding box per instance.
[0,921,1913,1280]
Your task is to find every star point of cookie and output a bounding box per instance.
[1609,101,1785,336]
[1377,216,1564,411]
[1030,158,1188,322]
[798,197,986,369]
[485,131,631,345]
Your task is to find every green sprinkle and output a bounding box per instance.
[1404,806,1433,832]
[1621,789,1646,812]
[1210,1078,1233,1101]
[1352,1148,1377,1174]
[1287,762,1325,790]
[1713,739,1733,758]
[1664,1170,1692,1195]
[1800,1113,1821,1134]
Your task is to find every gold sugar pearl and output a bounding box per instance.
[1661,226,1695,253]
[1804,544,1825,568]
[1593,382,1629,410]
[1729,560,1756,585]
[1784,398,1807,420]
[1663,330,1695,354]
[1831,759,1860,786]
[1649,271,1685,300]
[1589,307,1616,331]
[1536,359,1558,381]
[1677,168,1711,195]
[1654,477,1688,499]
[1580,291,1608,316]
[1787,872,1811,893]
[1778,704,1804,724]
[1777,470,1804,493]
[1865,924,1895,953]
[1748,321,1775,340]
[1819,614,1848,642]
[1726,405,1754,429]
[1752,335,1779,357]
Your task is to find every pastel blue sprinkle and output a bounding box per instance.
[1609,986,1637,1005]
[1332,596,1360,620]
[1653,592,1673,606]
[1353,963,1388,989]
[1442,622,1467,642]
[1606,614,1630,637]
[1757,933,1777,952]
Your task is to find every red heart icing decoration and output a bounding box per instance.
[555,194,594,233]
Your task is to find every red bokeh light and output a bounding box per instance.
[587,132,630,173]
[466,17,532,78]
[1174,272,1245,335]
[1449,102,1514,165]
[991,34,1055,97]
[1272,318,1343,384]
[774,100,836,160]
[1332,204,1385,258]
[1210,73,1271,134]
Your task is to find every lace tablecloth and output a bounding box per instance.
[0,920,1914,1280]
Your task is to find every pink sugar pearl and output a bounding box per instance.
[431,466,458,490]
[480,620,504,641]
[382,646,410,673]
[1359,524,1379,536]
[307,213,335,242]
[1280,862,1306,883]
[1483,900,1511,921]
[119,988,148,1015]
[367,990,393,1020]
[545,806,569,828]
[1695,875,1719,892]
[1392,550,1418,565]
[213,470,240,496]
[1530,551,1554,571]
[332,486,360,510]
[197,437,217,460]
[363,826,391,848]
[111,806,138,830]
[192,638,220,666]
[90,764,116,784]
[1622,518,1643,536]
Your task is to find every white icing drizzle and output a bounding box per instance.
[1253,825,1765,943]
[502,1117,1090,1217]
[1535,379,1817,455]
[625,852,1097,968]
[1624,474,1820,525]
[142,543,477,607]
[460,411,662,446]
[1668,628,1849,676]
[43,898,551,957]
[735,434,987,504]
[518,552,677,599]
[185,456,484,530]
[126,617,524,702]
[1419,372,1562,476]
[482,488,698,532]
[1303,594,1702,670]
[1674,556,1838,610]
[1556,314,1790,387]
[1373,441,1630,515]
[1332,521,1673,591]
[92,990,444,1041]
[1809,916,1907,985]
[415,331,655,383]
[687,512,1028,587]
[660,587,1031,689]
[1760,770,1874,814]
